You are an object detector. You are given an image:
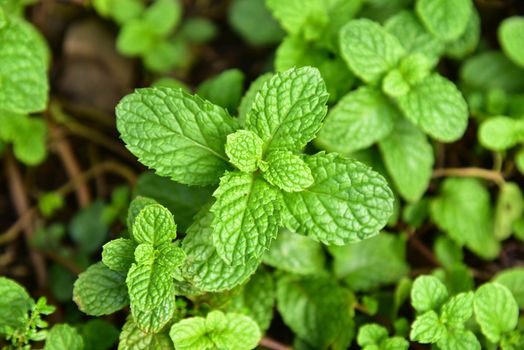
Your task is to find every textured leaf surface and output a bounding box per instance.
[430,178,500,259]
[102,238,137,272]
[44,324,84,350]
[210,172,280,265]
[411,275,448,313]
[132,294,176,334]
[493,268,524,308]
[416,0,472,41]
[474,283,519,342]
[410,310,445,343]
[357,324,388,346]
[436,330,480,350]
[237,73,273,125]
[118,316,173,350]
[0,18,48,114]
[0,277,33,329]
[499,16,524,68]
[316,87,400,153]
[245,67,328,152]
[329,233,408,291]
[339,19,405,83]
[132,204,177,246]
[169,310,261,350]
[277,274,353,349]
[262,151,313,192]
[181,207,258,292]
[398,74,468,142]
[379,119,434,202]
[225,130,263,172]
[440,292,474,327]
[73,262,129,316]
[116,87,238,186]
[282,152,394,245]
[126,262,173,311]
[263,230,325,275]
[265,0,325,38]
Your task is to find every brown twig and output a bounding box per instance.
[50,125,91,207]
[5,152,47,287]
[259,337,291,350]
[432,167,505,186]
[408,232,441,267]
[44,251,83,275]
[0,160,137,245]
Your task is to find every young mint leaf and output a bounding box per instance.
[181,207,258,292]
[493,268,524,308]
[126,262,174,312]
[262,150,313,192]
[478,116,524,151]
[210,172,280,265]
[494,182,524,240]
[169,310,261,350]
[197,69,245,114]
[0,112,47,165]
[44,324,83,350]
[132,294,176,334]
[385,10,444,65]
[276,274,354,349]
[102,238,137,272]
[229,0,284,46]
[237,73,273,126]
[73,262,129,316]
[357,324,388,346]
[440,292,474,327]
[116,87,239,186]
[0,277,33,330]
[382,69,410,98]
[265,0,325,40]
[245,67,328,153]
[445,8,480,59]
[415,0,472,42]
[339,18,405,83]
[142,0,180,36]
[132,204,177,246]
[329,233,408,291]
[430,178,500,259]
[411,275,448,313]
[0,18,48,114]
[281,152,394,245]
[117,19,156,55]
[263,229,325,275]
[225,130,264,173]
[119,316,173,350]
[474,282,519,342]
[410,310,445,343]
[398,74,468,142]
[316,87,400,153]
[436,329,480,350]
[379,119,434,202]
[499,17,524,68]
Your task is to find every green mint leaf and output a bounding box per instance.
[415,0,472,42]
[127,196,158,236]
[226,268,275,332]
[382,69,411,98]
[197,69,245,114]
[434,236,464,269]
[436,329,480,350]
[132,204,177,246]
[281,152,394,245]
[238,73,273,126]
[245,67,328,153]
[0,18,48,114]
[316,87,400,153]
[132,294,175,334]
[169,310,261,350]
[263,229,325,275]
[126,261,173,312]
[119,316,173,350]
[102,238,137,272]
[430,178,500,259]
[179,17,217,43]
[474,282,519,343]
[445,8,481,60]
[80,319,119,350]
[440,292,474,327]
[493,268,524,308]
[229,0,284,46]
[262,150,313,192]
[73,262,129,316]
[0,277,33,330]
[181,207,258,292]
[116,87,239,186]
[225,130,264,173]
[410,310,445,343]
[379,119,434,202]
[357,324,388,346]
[411,275,448,313]
[117,19,156,55]
[478,116,524,151]
[210,172,280,265]
[385,11,444,65]
[0,112,47,165]
[329,233,409,291]
[398,74,468,142]
[276,274,354,349]
[44,324,84,350]
[499,17,524,68]
[339,18,405,83]
[142,0,181,36]
[494,182,524,240]
[265,0,325,39]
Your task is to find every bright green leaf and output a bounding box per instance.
[262,151,313,192]
[411,275,448,313]
[102,238,137,272]
[416,0,472,42]
[44,324,84,350]
[499,17,524,68]
[225,130,264,173]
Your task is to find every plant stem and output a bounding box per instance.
[259,337,291,350]
[432,167,505,186]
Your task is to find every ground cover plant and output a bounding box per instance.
[0,0,524,349]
